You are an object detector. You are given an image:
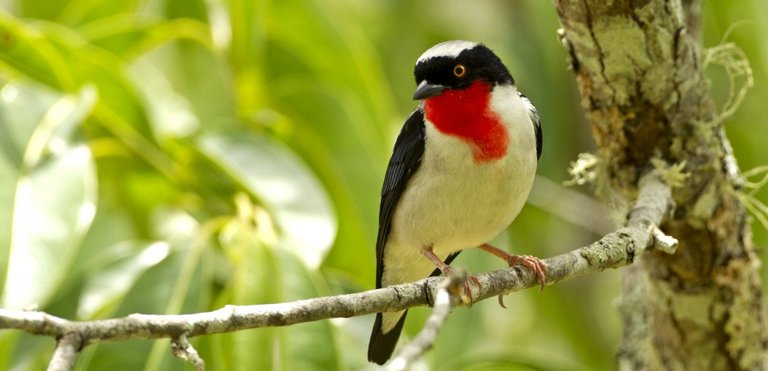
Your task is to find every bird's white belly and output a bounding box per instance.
[393,155,526,254]
[381,116,536,287]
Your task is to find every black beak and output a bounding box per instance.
[412,81,446,100]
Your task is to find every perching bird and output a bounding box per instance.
[367,40,545,365]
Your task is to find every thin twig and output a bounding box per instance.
[47,332,81,371]
[171,334,205,371]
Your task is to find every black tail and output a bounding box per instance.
[367,311,408,365]
[367,252,460,364]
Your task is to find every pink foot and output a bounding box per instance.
[478,244,547,308]
[505,254,547,290]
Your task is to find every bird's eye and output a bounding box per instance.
[453,64,467,78]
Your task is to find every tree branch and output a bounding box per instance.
[387,268,467,371]
[47,332,81,371]
[171,334,204,371]
[555,1,767,368]
[0,171,675,367]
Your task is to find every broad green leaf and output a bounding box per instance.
[128,57,201,139]
[78,240,171,319]
[131,40,237,136]
[199,131,336,268]
[0,82,62,292]
[3,143,97,309]
[1,84,97,309]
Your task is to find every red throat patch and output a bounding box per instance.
[423,82,508,162]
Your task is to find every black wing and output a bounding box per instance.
[532,108,542,160]
[375,108,427,288]
[518,92,542,160]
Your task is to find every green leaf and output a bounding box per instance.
[77,240,171,319]
[3,145,96,308]
[0,82,61,292]
[199,131,336,268]
[0,83,97,309]
[80,16,212,60]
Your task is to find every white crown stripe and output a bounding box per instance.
[416,40,478,63]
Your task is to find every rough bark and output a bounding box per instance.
[553,1,767,370]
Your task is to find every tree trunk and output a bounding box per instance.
[553,1,767,369]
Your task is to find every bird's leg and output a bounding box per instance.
[478,243,546,287]
[421,247,481,305]
[478,243,547,308]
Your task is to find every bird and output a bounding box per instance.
[367,40,546,365]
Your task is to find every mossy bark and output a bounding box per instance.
[553,1,767,369]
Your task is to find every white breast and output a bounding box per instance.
[381,84,538,288]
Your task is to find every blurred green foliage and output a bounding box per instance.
[0,0,765,370]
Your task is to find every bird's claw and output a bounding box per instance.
[496,255,547,309]
[497,294,507,309]
[504,254,547,290]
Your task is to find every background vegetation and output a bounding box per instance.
[0,0,765,369]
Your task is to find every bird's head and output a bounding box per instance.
[412,40,514,100]
[412,41,517,163]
